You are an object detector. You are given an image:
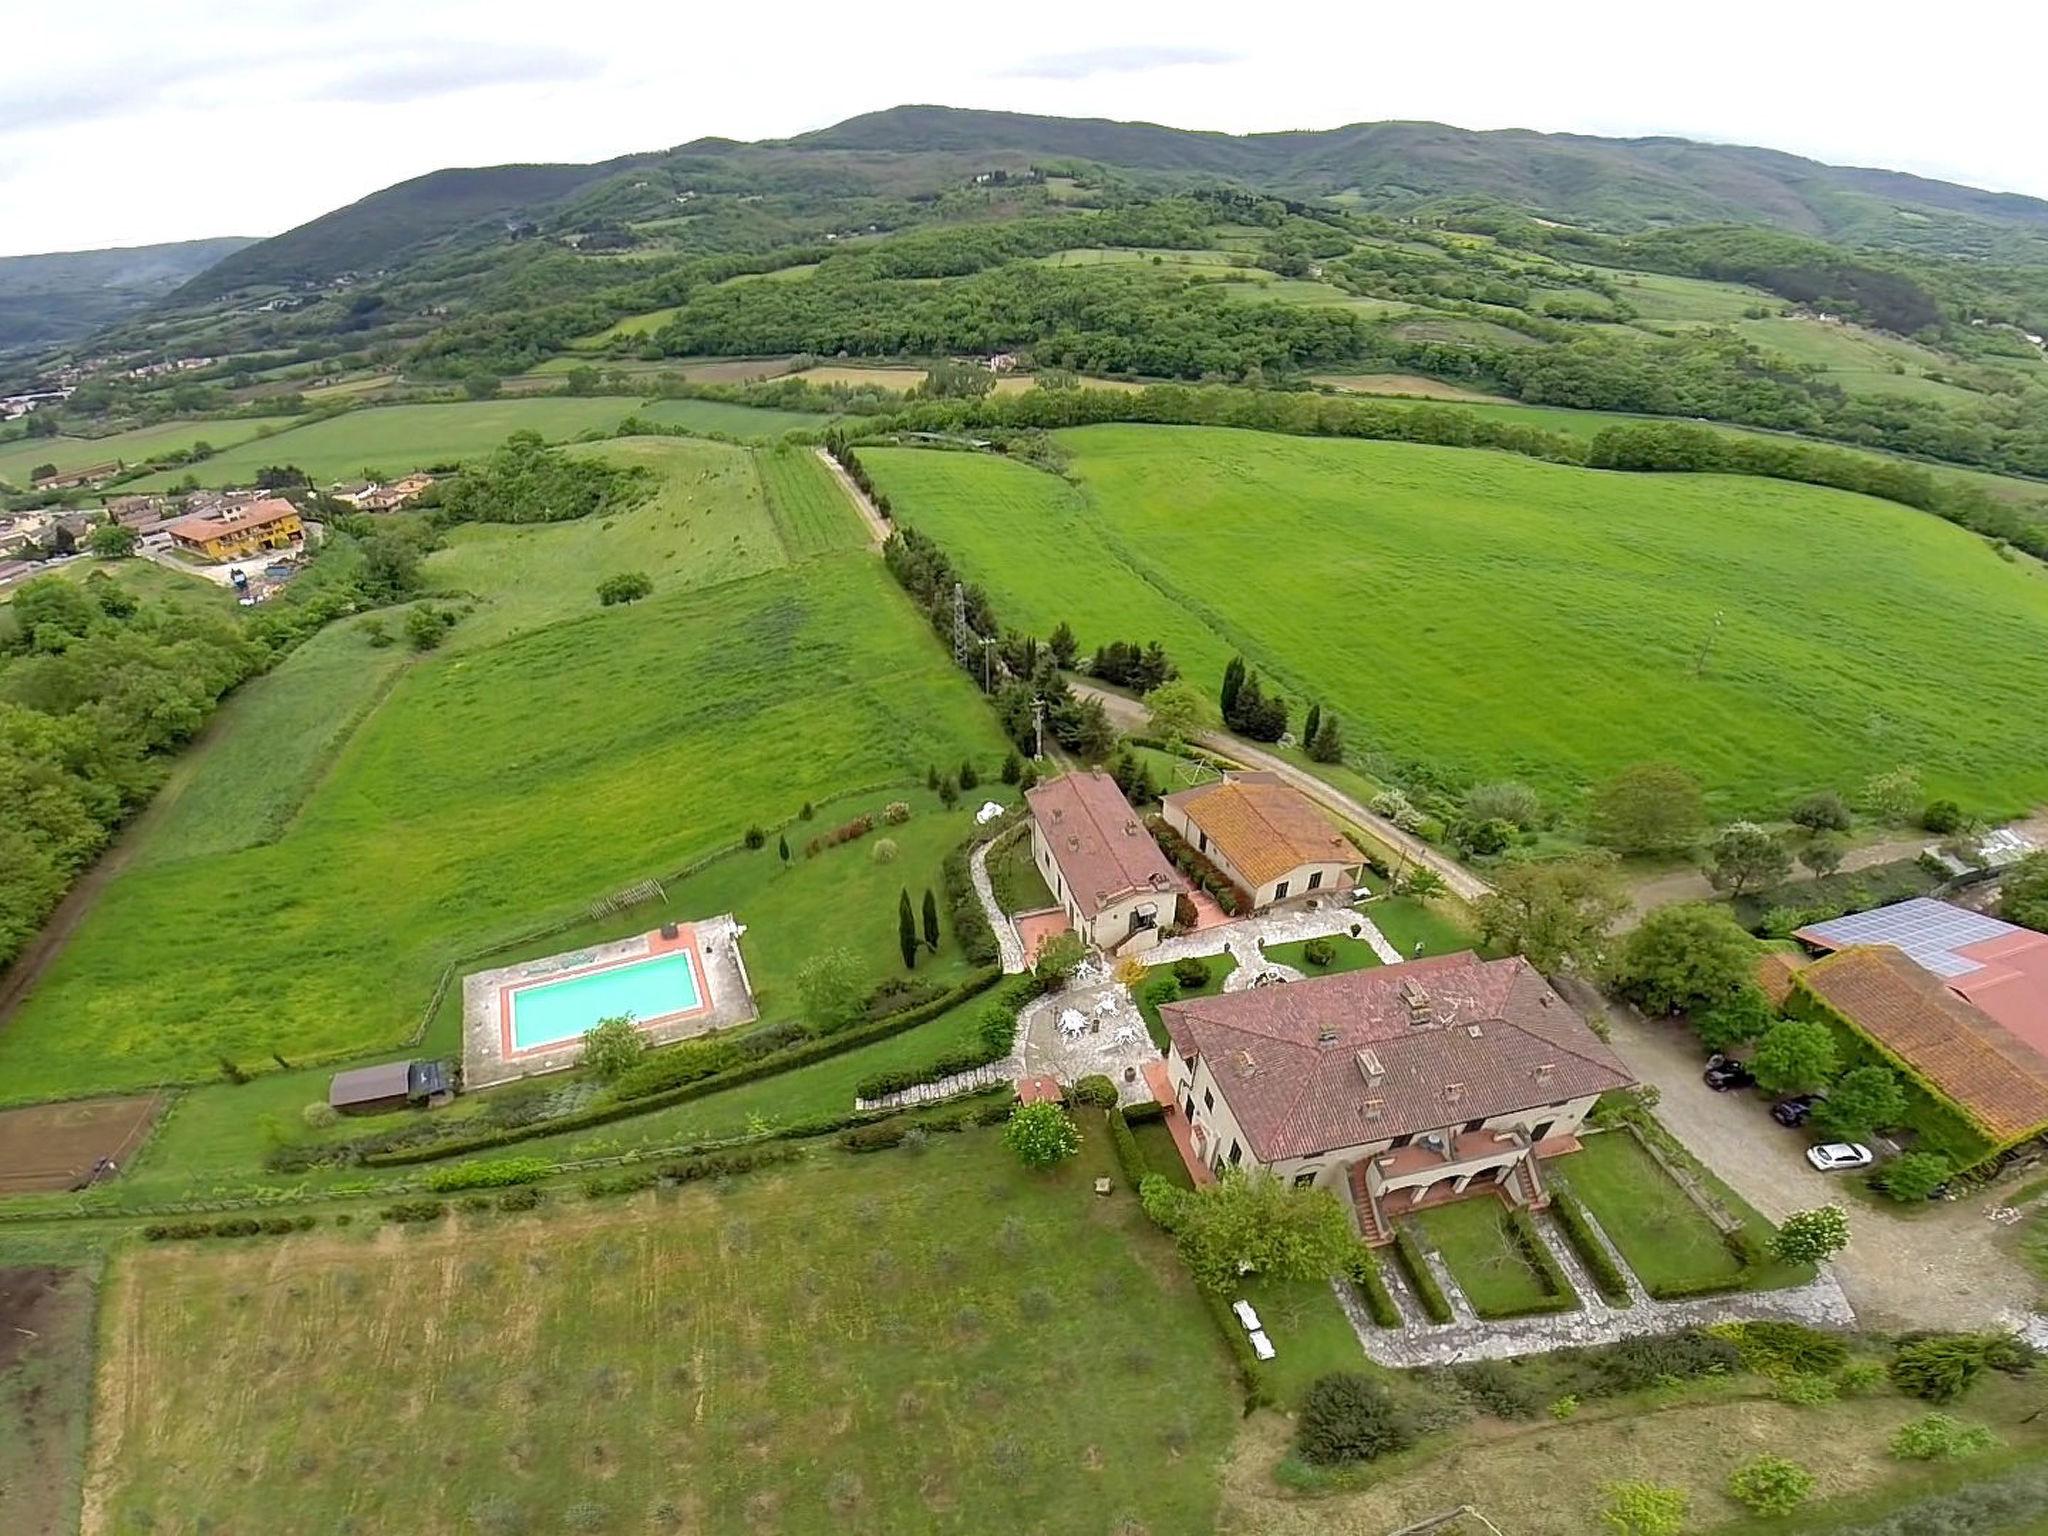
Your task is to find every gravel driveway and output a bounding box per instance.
[1593,991,2041,1333]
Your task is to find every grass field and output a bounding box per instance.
[1309,373,1511,402]
[790,365,929,392]
[862,425,2048,821]
[1551,1132,1745,1293]
[756,445,870,556]
[0,532,1010,1102]
[1262,934,1380,975]
[0,416,298,488]
[83,1128,1238,1535]
[577,304,682,343]
[1411,1199,1567,1317]
[633,398,835,439]
[119,399,637,490]
[427,437,787,650]
[1612,268,1778,325]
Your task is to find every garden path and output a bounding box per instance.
[967,829,1030,974]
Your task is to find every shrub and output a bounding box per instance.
[1301,937,1337,968]
[424,1156,553,1192]
[496,1186,544,1212]
[1710,1319,1849,1378]
[1875,1150,1950,1202]
[1070,1074,1119,1108]
[839,1119,911,1153]
[1836,1358,1888,1395]
[1171,957,1211,990]
[596,571,653,606]
[380,1200,447,1224]
[1891,1332,2035,1403]
[1343,1243,1400,1328]
[580,1014,645,1081]
[1773,1373,1839,1404]
[1294,1372,1414,1465]
[881,800,911,825]
[871,837,899,865]
[1549,1394,1580,1420]
[742,824,766,850]
[1452,1360,1545,1420]
[1599,1481,1687,1536]
[1889,1412,1999,1461]
[1790,790,1853,831]
[1003,1101,1080,1169]
[301,1100,340,1130]
[1137,1172,1186,1231]
[1727,1455,1815,1516]
[1572,1331,1741,1395]
[1551,1192,1630,1304]
[1392,1227,1452,1323]
[1921,799,1967,834]
[1772,1204,1850,1264]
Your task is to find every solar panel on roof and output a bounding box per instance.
[1800,898,2022,978]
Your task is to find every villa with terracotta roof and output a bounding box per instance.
[1159,952,1635,1243]
[1025,771,1187,956]
[1161,772,1365,911]
[165,496,303,562]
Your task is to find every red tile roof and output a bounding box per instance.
[1795,945,2048,1144]
[166,496,300,543]
[1026,772,1185,918]
[1950,930,2048,1061]
[1161,953,1633,1161]
[1163,772,1364,886]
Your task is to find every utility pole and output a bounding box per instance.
[1031,694,1047,761]
[980,635,997,694]
[951,582,969,670]
[1692,608,1725,678]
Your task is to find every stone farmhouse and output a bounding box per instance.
[1159,952,1635,1243]
[1161,772,1365,911]
[1026,771,1187,957]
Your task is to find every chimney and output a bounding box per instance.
[1361,1096,1384,1123]
[1534,1062,1556,1085]
[1443,1081,1465,1106]
[1235,1049,1258,1076]
[1317,1024,1338,1047]
[1400,980,1433,1026]
[1355,1048,1385,1086]
[1466,1024,1483,1039]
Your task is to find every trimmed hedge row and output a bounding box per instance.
[1393,1227,1453,1324]
[142,1213,318,1241]
[1551,1191,1631,1305]
[365,968,1002,1167]
[942,836,1002,967]
[1345,1242,1401,1329]
[852,977,1036,1099]
[422,1156,554,1192]
[1122,1099,1166,1126]
[1107,1108,1150,1188]
[578,1141,805,1198]
[1200,1287,1276,1415]
[1500,1207,1579,1316]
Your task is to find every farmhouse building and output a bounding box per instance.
[327,1059,452,1115]
[1161,773,1364,911]
[165,496,303,562]
[1025,772,1186,956]
[1159,953,1634,1243]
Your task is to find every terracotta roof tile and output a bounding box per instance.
[1796,946,2048,1144]
[1026,772,1185,919]
[166,496,301,542]
[1161,953,1633,1161]
[1164,773,1364,887]
[1756,951,1807,1008]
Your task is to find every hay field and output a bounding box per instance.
[83,1129,1236,1536]
[0,416,299,488]
[863,425,2048,821]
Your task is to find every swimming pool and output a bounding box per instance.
[507,948,704,1052]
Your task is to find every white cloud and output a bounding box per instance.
[1,0,2043,255]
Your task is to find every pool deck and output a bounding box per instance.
[461,914,758,1089]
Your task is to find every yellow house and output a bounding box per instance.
[165,497,304,562]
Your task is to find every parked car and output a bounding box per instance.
[1772,1094,1821,1127]
[1806,1142,1874,1172]
[1703,1054,1755,1092]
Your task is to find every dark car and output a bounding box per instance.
[1771,1094,1820,1127]
[1703,1054,1755,1092]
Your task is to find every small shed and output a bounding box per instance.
[328,1060,451,1115]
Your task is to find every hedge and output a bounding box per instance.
[1345,1242,1401,1328]
[1500,1207,1579,1316]
[142,1213,317,1241]
[1107,1108,1150,1188]
[580,1142,805,1198]
[1392,1227,1453,1324]
[364,967,1002,1167]
[1122,1099,1165,1126]
[423,1156,554,1192]
[1551,1191,1631,1305]
[1199,1287,1276,1414]
[852,979,1032,1099]
[942,832,1003,967]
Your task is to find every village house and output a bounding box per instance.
[1025,771,1188,956]
[1161,772,1365,911]
[165,496,304,563]
[332,473,433,512]
[1159,952,1635,1243]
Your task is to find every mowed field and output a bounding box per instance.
[119,399,639,489]
[82,1130,1237,1536]
[0,415,299,488]
[0,440,1008,1102]
[862,425,2048,820]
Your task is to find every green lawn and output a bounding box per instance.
[984,826,1055,914]
[118,399,637,489]
[1367,897,1478,961]
[87,1126,1240,1535]
[1411,1199,1570,1318]
[1550,1131,1745,1294]
[0,415,298,488]
[1262,934,1381,976]
[862,426,2048,822]
[1234,1272,1371,1409]
[0,550,1011,1103]
[1135,951,1237,1051]
[1129,1119,1193,1190]
[1611,268,1777,324]
[756,444,868,557]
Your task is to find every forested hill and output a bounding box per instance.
[165,106,2048,304]
[0,237,254,352]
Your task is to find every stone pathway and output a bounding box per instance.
[855,1061,1012,1111]
[1013,975,1156,1107]
[1339,1205,1856,1367]
[1145,903,1380,968]
[968,827,1029,974]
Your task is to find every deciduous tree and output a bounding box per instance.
[796,947,865,1033]
[1811,1065,1906,1141]
[1474,854,1627,973]
[1616,903,1755,1016]
[1170,1169,1358,1292]
[1002,1100,1080,1169]
[1144,677,1217,744]
[580,1015,644,1081]
[1772,1205,1850,1265]
[1751,1019,1837,1094]
[1588,762,1705,855]
[1705,822,1792,899]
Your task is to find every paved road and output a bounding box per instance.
[1068,681,1493,903]
[1591,983,2041,1334]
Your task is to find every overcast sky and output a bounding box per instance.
[6,0,2044,257]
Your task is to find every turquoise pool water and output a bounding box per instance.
[509,949,703,1051]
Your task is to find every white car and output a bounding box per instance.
[1806,1142,1874,1172]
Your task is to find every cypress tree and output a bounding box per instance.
[778,833,790,864]
[898,889,919,969]
[922,888,940,951]
[1303,701,1322,747]
[1220,655,1246,722]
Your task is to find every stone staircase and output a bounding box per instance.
[854,1062,1012,1112]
